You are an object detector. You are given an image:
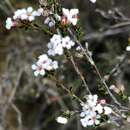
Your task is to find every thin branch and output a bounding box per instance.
[67,51,91,94]
[82,21,130,42]
[11,103,22,130]
[2,70,23,130]
[67,28,122,107]
[104,53,127,81]
[56,28,91,94]
[49,74,83,104]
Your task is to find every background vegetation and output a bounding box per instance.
[0,0,130,130]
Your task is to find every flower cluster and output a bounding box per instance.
[80,95,112,127]
[5,7,43,30]
[32,54,58,76]
[5,18,17,30]
[61,8,79,26]
[44,8,79,27]
[47,34,75,56]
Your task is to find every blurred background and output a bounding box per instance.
[0,0,130,130]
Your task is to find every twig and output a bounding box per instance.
[49,74,83,104]
[82,21,130,42]
[31,23,53,35]
[67,51,91,94]
[104,53,127,81]
[7,70,23,104]
[96,8,129,21]
[67,28,122,107]
[56,28,91,94]
[11,103,22,130]
[3,70,23,130]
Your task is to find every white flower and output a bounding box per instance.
[52,61,58,69]
[104,106,112,115]
[6,6,43,30]
[49,22,55,27]
[47,42,64,56]
[44,17,55,27]
[47,44,56,56]
[20,13,28,20]
[127,116,130,122]
[80,116,93,127]
[80,111,87,118]
[56,116,68,124]
[27,7,33,13]
[69,9,79,25]
[54,44,64,55]
[37,8,43,16]
[126,46,130,51]
[32,54,58,76]
[38,54,51,69]
[128,97,130,102]
[62,8,79,26]
[28,15,35,21]
[87,94,98,107]
[50,34,62,43]
[76,46,81,51]
[80,112,100,127]
[13,9,27,20]
[44,17,50,24]
[38,54,48,60]
[47,35,75,56]
[80,95,101,127]
[32,63,45,77]
[26,7,35,21]
[38,54,58,71]
[62,8,70,18]
[5,17,14,30]
[95,104,103,114]
[54,14,61,21]
[80,94,113,127]
[89,0,96,3]
[62,36,75,49]
[13,7,42,21]
[80,118,89,127]
[88,94,98,102]
[48,34,63,56]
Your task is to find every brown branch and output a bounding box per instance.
[67,51,91,94]
[67,28,123,107]
[49,74,83,103]
[3,70,23,130]
[82,21,130,42]
[11,103,22,130]
[104,53,127,81]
